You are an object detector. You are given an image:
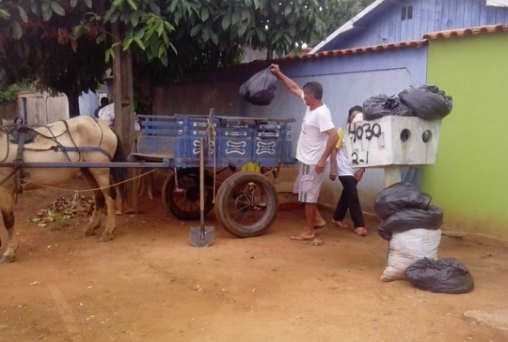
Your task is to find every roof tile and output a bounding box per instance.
[243,24,507,67]
[423,24,508,40]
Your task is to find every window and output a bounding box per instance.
[401,5,413,21]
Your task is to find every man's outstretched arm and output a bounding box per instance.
[269,64,302,98]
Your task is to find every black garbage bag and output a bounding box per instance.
[405,257,474,294]
[363,95,414,120]
[374,182,432,219]
[377,227,393,241]
[239,68,277,105]
[379,206,443,233]
[398,85,453,120]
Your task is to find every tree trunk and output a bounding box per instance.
[266,47,274,60]
[112,21,137,213]
[112,22,135,155]
[66,89,80,118]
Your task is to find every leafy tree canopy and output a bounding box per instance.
[0,0,375,109]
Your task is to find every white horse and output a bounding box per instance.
[0,116,125,263]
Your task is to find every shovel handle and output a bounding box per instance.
[199,137,205,233]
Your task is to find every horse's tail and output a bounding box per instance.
[111,133,128,198]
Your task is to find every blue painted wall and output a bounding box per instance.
[325,0,508,50]
[245,46,428,207]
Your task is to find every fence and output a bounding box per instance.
[0,91,69,125]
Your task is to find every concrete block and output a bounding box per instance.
[345,116,441,167]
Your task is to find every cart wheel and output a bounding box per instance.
[162,168,214,220]
[215,172,278,237]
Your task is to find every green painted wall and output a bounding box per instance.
[423,33,508,239]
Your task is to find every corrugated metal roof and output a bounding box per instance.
[423,24,508,40]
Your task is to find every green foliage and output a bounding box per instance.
[0,0,375,96]
[320,0,376,39]
[0,83,32,104]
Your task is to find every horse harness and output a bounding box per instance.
[0,119,113,196]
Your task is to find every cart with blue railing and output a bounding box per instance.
[128,112,296,237]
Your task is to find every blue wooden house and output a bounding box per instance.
[312,0,508,52]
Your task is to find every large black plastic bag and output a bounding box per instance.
[363,95,413,120]
[377,227,393,241]
[379,206,443,233]
[374,182,432,219]
[239,68,277,105]
[405,257,474,294]
[398,85,453,120]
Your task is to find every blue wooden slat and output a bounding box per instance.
[324,0,508,51]
[135,114,295,168]
[432,0,443,32]
[142,128,180,136]
[140,120,179,128]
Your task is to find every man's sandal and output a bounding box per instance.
[290,234,316,241]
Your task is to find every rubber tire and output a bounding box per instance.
[215,172,278,237]
[162,168,214,220]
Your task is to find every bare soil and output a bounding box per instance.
[1,177,507,342]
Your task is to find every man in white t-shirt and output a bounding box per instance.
[270,64,338,241]
[98,102,115,127]
[98,103,140,131]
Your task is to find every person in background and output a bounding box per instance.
[270,64,338,241]
[98,102,115,127]
[329,105,367,236]
[94,97,110,118]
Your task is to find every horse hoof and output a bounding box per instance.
[0,255,15,264]
[98,234,113,242]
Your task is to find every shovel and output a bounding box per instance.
[190,137,215,247]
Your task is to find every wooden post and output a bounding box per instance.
[112,22,135,154]
[112,22,137,213]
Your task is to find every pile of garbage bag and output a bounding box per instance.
[375,182,442,241]
[375,182,443,281]
[363,85,452,121]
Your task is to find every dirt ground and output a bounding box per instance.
[1,177,507,342]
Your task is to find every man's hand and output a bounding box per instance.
[329,170,337,181]
[354,168,365,181]
[269,64,280,75]
[315,158,326,174]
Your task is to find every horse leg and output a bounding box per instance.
[115,180,124,215]
[90,169,117,242]
[138,170,154,200]
[100,186,117,242]
[0,205,17,264]
[146,171,154,200]
[80,169,104,237]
